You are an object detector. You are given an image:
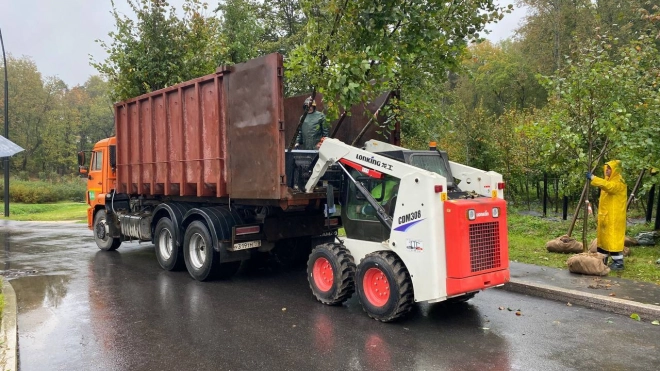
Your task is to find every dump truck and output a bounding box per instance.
[80,53,509,321]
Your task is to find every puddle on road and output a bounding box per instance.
[11,274,72,312]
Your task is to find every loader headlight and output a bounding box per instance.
[467,209,476,220]
[492,207,500,218]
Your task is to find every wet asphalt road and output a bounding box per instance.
[1,220,659,371]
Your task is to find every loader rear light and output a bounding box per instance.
[325,218,340,226]
[497,182,505,190]
[235,225,260,236]
[434,185,443,193]
[492,207,500,218]
[467,209,476,220]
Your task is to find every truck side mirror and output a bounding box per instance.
[78,151,88,175]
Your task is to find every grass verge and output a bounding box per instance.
[508,211,660,285]
[0,202,88,222]
[0,278,4,319]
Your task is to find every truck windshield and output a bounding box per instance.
[410,154,449,178]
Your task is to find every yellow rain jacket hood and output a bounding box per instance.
[590,160,627,252]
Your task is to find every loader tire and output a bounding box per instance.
[94,209,121,251]
[356,251,414,322]
[307,243,356,305]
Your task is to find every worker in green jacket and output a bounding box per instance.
[587,160,627,270]
[295,97,327,150]
[358,178,399,217]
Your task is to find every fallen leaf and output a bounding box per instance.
[516,311,522,316]
[630,313,641,321]
[507,307,513,311]
[482,327,490,330]
[607,320,614,324]
[609,293,616,297]
[282,308,287,311]
[499,306,505,310]
[567,302,573,307]
[651,320,659,326]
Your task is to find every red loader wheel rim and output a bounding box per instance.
[363,268,390,307]
[313,257,334,292]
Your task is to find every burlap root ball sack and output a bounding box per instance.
[567,252,611,276]
[588,238,631,256]
[546,235,583,253]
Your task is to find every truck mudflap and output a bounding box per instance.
[443,197,510,296]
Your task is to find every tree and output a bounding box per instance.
[216,0,265,63]
[92,0,226,101]
[286,1,513,122]
[0,56,56,173]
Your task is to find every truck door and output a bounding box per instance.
[87,149,105,206]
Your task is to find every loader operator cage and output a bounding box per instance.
[377,150,454,189]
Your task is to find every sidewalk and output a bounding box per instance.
[1,280,17,371]
[503,261,660,321]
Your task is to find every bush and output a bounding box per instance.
[0,177,86,203]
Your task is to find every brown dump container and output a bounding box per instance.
[115,53,286,200]
[115,53,400,201]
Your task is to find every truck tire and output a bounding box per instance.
[356,251,414,322]
[154,217,184,271]
[94,209,121,251]
[183,221,218,281]
[307,243,356,305]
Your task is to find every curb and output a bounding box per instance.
[502,279,660,321]
[1,280,17,371]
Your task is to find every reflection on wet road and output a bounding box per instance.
[1,220,658,371]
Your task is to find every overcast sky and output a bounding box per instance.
[1,1,527,87]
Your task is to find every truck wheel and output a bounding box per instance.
[307,243,356,305]
[183,221,218,281]
[94,209,121,251]
[356,251,414,322]
[154,217,184,271]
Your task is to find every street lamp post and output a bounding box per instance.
[1,28,9,217]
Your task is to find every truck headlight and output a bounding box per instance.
[467,209,476,220]
[492,207,500,218]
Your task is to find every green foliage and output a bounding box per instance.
[0,281,4,319]
[92,0,226,101]
[286,0,512,121]
[217,0,265,63]
[0,178,86,203]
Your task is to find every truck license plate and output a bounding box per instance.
[232,240,261,250]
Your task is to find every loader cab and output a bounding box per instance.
[377,149,456,190]
[340,147,455,243]
[341,170,400,242]
[78,137,117,229]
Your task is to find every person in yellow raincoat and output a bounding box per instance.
[586,160,627,270]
